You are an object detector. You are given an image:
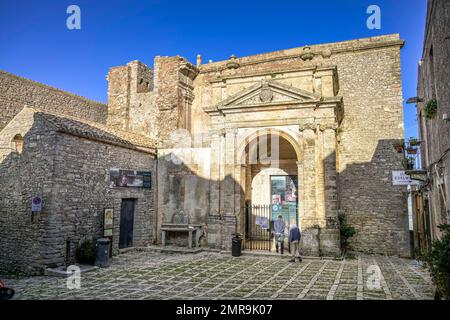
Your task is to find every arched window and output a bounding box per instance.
[11,134,24,154]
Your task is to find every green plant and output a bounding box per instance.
[402,157,414,170]
[409,137,420,146]
[76,238,97,264]
[424,98,438,119]
[338,213,356,256]
[420,224,450,300]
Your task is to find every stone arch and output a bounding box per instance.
[237,127,302,164]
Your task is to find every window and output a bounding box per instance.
[11,134,24,154]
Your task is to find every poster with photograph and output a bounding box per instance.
[285,176,297,202]
[104,209,113,229]
[109,169,151,189]
[256,216,269,229]
[271,175,298,223]
[104,208,113,237]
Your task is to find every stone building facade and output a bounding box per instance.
[0,106,156,274]
[107,34,409,257]
[0,34,411,274]
[413,0,450,245]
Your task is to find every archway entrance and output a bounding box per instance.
[240,131,299,251]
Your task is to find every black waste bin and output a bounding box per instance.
[231,234,242,257]
[95,238,110,268]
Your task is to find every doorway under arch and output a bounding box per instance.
[239,131,299,251]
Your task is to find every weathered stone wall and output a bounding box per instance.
[103,34,409,256]
[49,131,156,261]
[0,112,156,274]
[0,70,107,131]
[0,111,56,275]
[417,0,450,239]
[107,57,198,147]
[107,61,157,139]
[193,34,408,256]
[156,148,211,246]
[330,43,409,257]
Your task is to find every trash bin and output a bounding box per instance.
[231,234,242,257]
[95,238,110,268]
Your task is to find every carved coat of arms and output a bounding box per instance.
[259,82,273,103]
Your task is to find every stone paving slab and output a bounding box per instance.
[2,251,434,300]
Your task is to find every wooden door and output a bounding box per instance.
[119,199,135,249]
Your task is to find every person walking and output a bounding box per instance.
[273,215,286,254]
[288,223,302,262]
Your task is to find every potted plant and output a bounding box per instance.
[406,147,417,155]
[76,238,97,265]
[393,140,405,153]
[338,213,356,257]
[420,224,450,299]
[402,157,414,170]
[409,137,421,147]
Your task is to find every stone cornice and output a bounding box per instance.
[319,123,338,131]
[200,39,404,74]
[299,123,318,132]
[298,118,339,133]
[208,65,337,84]
[179,61,200,80]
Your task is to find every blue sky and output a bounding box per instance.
[0,0,427,139]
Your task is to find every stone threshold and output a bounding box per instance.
[44,264,98,277]
[118,245,343,261]
[230,250,343,261]
[118,245,205,255]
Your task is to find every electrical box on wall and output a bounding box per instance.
[443,113,450,121]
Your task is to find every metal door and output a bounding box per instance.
[119,199,135,249]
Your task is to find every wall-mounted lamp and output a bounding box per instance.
[406,97,424,104]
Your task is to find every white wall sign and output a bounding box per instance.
[392,171,419,186]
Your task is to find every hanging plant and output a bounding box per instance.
[409,137,421,146]
[424,98,438,119]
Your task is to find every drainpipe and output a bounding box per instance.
[154,153,159,245]
[317,226,323,257]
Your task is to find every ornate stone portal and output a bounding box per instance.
[203,66,343,256]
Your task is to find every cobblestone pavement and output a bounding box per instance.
[3,251,434,300]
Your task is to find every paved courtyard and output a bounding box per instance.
[3,250,434,300]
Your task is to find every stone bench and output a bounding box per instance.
[160,223,203,249]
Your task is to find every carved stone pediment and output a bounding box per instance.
[205,80,322,113]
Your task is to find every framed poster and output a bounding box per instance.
[109,169,152,189]
[256,216,269,230]
[270,175,298,226]
[104,208,113,237]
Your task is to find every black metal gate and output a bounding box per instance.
[244,204,273,251]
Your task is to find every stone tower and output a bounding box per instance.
[107,57,199,147]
